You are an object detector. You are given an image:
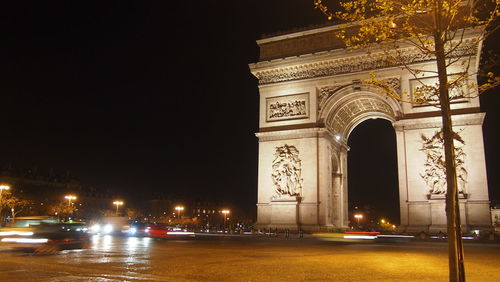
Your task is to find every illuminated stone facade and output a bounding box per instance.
[250,25,491,232]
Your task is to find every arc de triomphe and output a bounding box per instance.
[249,25,491,233]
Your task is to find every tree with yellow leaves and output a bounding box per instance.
[314,0,498,281]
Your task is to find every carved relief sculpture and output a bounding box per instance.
[411,75,467,106]
[420,131,467,195]
[318,85,341,111]
[271,144,303,199]
[266,93,309,122]
[318,78,400,113]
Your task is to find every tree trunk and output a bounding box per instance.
[434,24,466,282]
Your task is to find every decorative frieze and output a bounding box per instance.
[253,41,477,85]
[266,93,309,122]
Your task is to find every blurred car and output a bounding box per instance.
[125,222,150,237]
[89,222,115,235]
[89,216,129,235]
[0,216,91,254]
[144,224,195,238]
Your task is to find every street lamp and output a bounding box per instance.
[354,214,363,227]
[113,201,124,216]
[0,185,11,213]
[0,184,10,191]
[64,195,77,206]
[175,206,184,219]
[0,184,10,197]
[221,210,230,229]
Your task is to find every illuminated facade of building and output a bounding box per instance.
[249,25,491,232]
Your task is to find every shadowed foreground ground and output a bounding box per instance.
[0,235,498,281]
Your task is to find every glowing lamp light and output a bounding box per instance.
[113,201,124,216]
[175,206,184,219]
[221,210,230,228]
[65,195,77,206]
[0,185,10,191]
[354,214,363,226]
[0,185,10,198]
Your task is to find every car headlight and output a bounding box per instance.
[90,224,101,233]
[129,227,137,234]
[103,224,113,234]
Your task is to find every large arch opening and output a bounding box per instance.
[347,118,399,230]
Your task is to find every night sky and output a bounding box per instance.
[1,1,498,220]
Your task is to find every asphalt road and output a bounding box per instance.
[0,234,498,281]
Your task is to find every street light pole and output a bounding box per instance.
[64,195,77,217]
[0,185,11,219]
[0,185,9,198]
[175,206,184,220]
[64,195,76,206]
[113,201,124,216]
[354,214,363,228]
[221,210,230,230]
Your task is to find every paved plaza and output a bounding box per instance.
[0,235,499,281]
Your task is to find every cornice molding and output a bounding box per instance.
[256,128,322,142]
[393,112,485,130]
[255,127,348,150]
[252,40,477,85]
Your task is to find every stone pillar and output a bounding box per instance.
[394,125,410,229]
[332,172,343,228]
[393,113,491,233]
[255,128,322,231]
[340,148,349,228]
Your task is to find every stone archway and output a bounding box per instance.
[250,24,491,233]
[318,85,402,229]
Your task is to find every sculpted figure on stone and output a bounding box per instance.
[271,144,303,198]
[420,131,467,195]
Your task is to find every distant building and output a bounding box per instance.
[0,164,117,218]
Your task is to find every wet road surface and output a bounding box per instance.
[0,234,499,281]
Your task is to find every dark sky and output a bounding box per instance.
[0,1,498,219]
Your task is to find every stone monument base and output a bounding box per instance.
[264,196,301,230]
